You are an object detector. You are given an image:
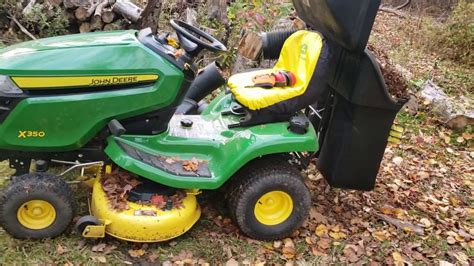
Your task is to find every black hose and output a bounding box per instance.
[261,29,297,60]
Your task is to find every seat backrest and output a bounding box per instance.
[274,30,323,93]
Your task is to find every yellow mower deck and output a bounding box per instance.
[89,178,201,242]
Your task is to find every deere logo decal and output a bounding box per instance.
[11,74,159,89]
[18,130,46,138]
[300,44,308,61]
[89,76,139,86]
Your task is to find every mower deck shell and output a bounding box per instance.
[90,177,201,242]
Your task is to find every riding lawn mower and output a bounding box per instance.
[0,0,406,242]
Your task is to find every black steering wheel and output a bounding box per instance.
[170,19,227,57]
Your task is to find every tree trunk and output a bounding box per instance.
[137,0,162,32]
[207,0,228,24]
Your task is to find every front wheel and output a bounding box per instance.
[0,173,74,239]
[227,157,311,240]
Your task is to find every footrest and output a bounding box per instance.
[118,141,211,178]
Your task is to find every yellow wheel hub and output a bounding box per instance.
[254,191,293,226]
[17,200,56,230]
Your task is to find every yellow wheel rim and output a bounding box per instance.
[17,200,56,230]
[254,191,293,226]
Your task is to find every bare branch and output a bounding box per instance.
[10,17,37,40]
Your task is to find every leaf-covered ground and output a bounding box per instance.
[1,11,473,266]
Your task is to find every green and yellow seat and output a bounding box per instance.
[228,30,328,122]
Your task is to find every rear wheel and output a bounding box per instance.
[0,173,74,239]
[227,157,311,240]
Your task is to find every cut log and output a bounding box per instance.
[103,19,124,31]
[207,0,228,24]
[45,0,64,8]
[90,15,104,31]
[112,0,143,23]
[75,7,90,21]
[102,9,116,23]
[237,31,263,61]
[64,0,91,9]
[137,0,161,32]
[75,1,101,22]
[94,0,109,17]
[79,22,91,33]
[420,80,474,129]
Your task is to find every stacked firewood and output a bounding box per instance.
[62,0,144,32]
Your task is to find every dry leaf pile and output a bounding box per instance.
[144,191,186,210]
[368,44,410,100]
[100,169,141,211]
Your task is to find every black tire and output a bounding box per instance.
[75,215,100,235]
[0,173,74,239]
[227,157,311,240]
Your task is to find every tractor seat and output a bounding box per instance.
[228,30,324,111]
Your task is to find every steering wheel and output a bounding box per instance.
[170,20,227,56]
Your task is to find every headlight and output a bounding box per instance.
[0,75,23,94]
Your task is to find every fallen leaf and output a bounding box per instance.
[226,258,239,266]
[92,243,107,253]
[393,156,403,166]
[447,236,456,244]
[148,252,159,263]
[182,159,199,172]
[392,252,405,265]
[56,244,68,255]
[311,246,326,256]
[372,231,389,241]
[343,246,359,263]
[449,197,460,206]
[329,231,347,240]
[91,256,107,263]
[128,249,146,258]
[273,241,282,249]
[439,260,455,266]
[419,218,432,228]
[151,194,166,209]
[317,238,331,250]
[315,224,328,237]
[282,247,296,259]
[309,208,328,224]
[283,238,295,249]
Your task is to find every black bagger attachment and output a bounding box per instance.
[292,0,408,191]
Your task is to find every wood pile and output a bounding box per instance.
[46,0,145,33]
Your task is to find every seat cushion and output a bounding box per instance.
[228,30,324,110]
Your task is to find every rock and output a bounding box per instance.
[419,80,474,129]
[403,94,419,115]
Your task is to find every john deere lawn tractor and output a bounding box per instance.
[0,0,406,242]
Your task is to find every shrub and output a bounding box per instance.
[426,0,473,66]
